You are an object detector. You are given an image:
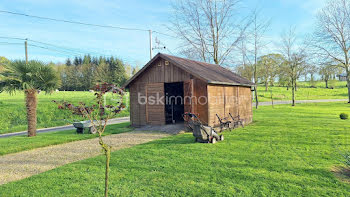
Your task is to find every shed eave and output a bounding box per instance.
[208,81,255,87]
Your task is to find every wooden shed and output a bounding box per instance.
[123,53,255,127]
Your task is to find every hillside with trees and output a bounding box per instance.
[54,55,138,91]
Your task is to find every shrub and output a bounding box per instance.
[340,113,349,120]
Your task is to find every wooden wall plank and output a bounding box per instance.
[193,79,208,124]
[146,83,165,125]
[207,85,252,127]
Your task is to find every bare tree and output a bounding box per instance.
[236,39,254,81]
[238,9,270,109]
[313,0,350,103]
[280,28,308,106]
[170,0,251,65]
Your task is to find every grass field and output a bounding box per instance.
[1,102,349,196]
[0,91,130,134]
[256,81,348,102]
[0,81,348,134]
[0,122,131,156]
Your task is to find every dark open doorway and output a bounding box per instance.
[164,82,184,124]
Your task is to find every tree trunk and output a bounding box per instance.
[254,87,258,109]
[25,89,37,137]
[104,147,111,197]
[265,81,268,91]
[325,80,328,89]
[347,77,350,103]
[292,79,295,106]
[99,136,111,197]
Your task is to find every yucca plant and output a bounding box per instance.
[0,60,59,137]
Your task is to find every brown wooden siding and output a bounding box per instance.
[207,85,252,127]
[238,87,253,124]
[193,79,208,124]
[129,58,197,126]
[133,59,192,84]
[146,83,165,125]
[129,57,252,127]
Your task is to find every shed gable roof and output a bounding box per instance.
[123,53,255,88]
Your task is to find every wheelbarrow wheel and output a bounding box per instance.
[211,137,217,144]
[89,127,97,134]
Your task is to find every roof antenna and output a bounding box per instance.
[152,37,166,52]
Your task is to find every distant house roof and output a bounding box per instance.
[123,53,255,88]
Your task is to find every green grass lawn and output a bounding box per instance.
[0,81,347,134]
[0,122,131,156]
[1,102,350,196]
[256,81,348,102]
[0,91,130,134]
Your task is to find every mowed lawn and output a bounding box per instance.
[256,81,348,102]
[1,102,350,196]
[0,81,347,134]
[0,91,130,134]
[0,122,132,156]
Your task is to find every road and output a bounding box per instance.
[0,117,130,138]
[255,99,348,106]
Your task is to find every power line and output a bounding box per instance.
[0,10,149,32]
[0,10,176,38]
[0,41,22,45]
[28,44,80,56]
[0,10,178,59]
[0,36,25,41]
[28,39,106,56]
[153,30,176,38]
[0,36,109,56]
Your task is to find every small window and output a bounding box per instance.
[165,61,169,66]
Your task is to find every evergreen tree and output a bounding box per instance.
[59,55,128,90]
[83,54,91,64]
[73,57,80,66]
[92,57,98,65]
[66,58,72,66]
[125,64,132,79]
[78,57,83,65]
[132,66,140,75]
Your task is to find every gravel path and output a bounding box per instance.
[0,117,130,138]
[255,99,348,106]
[0,131,169,185]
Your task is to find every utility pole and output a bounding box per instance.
[25,38,28,64]
[149,30,152,60]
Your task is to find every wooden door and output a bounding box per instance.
[146,83,165,125]
[183,79,194,114]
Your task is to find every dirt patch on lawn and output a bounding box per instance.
[331,166,350,183]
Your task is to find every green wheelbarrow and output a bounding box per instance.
[72,121,97,134]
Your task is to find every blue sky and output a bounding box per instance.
[0,0,327,66]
